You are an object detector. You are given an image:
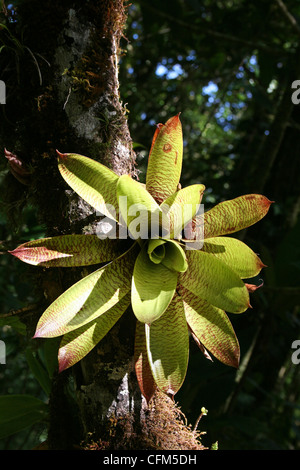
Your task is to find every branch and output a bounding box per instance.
[248,45,300,193]
[139,0,288,55]
[275,0,300,38]
[0,303,41,319]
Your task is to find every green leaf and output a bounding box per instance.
[117,174,164,239]
[131,246,178,323]
[202,194,273,238]
[161,239,188,272]
[134,320,157,403]
[39,338,60,378]
[202,237,265,279]
[9,235,125,267]
[0,395,48,439]
[179,249,250,313]
[146,115,183,204]
[147,238,188,272]
[179,286,240,367]
[0,316,27,334]
[57,152,119,221]
[145,294,189,397]
[147,239,166,264]
[25,348,52,395]
[161,184,205,238]
[34,244,138,338]
[58,293,131,371]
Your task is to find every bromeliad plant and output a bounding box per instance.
[10,115,272,400]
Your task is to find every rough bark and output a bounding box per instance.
[42,1,142,449]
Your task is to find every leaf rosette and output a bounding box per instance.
[10,114,272,400]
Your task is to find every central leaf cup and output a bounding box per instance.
[131,238,188,325]
[147,239,187,273]
[117,173,190,325]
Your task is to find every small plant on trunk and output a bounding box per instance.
[10,114,272,401]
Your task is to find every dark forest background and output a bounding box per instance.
[0,0,300,450]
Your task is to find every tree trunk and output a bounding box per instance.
[1,0,205,450]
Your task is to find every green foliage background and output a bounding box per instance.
[1,0,300,449]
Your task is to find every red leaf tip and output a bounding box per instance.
[258,259,268,270]
[33,325,50,339]
[264,197,275,208]
[58,349,72,373]
[4,148,31,184]
[58,358,69,373]
[56,150,68,160]
[245,280,264,293]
